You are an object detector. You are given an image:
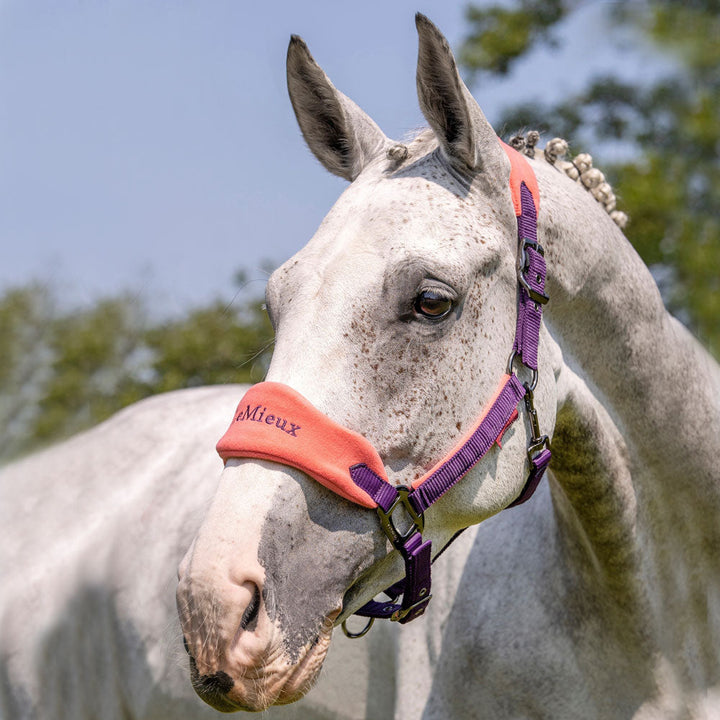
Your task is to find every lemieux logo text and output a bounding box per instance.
[235,404,301,437]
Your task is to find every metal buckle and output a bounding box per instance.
[518,238,549,306]
[376,486,424,552]
[507,350,538,392]
[522,383,549,462]
[518,274,550,306]
[390,593,432,623]
[342,617,375,639]
[519,237,545,263]
[527,434,550,461]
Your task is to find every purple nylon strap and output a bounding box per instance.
[513,183,548,371]
[410,375,526,514]
[346,534,432,623]
[350,469,437,621]
[350,375,525,513]
[508,447,552,507]
[350,464,398,512]
[345,164,552,627]
[349,375,528,622]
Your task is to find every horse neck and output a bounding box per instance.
[532,159,720,637]
[535,158,720,487]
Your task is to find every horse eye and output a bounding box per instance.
[413,290,453,319]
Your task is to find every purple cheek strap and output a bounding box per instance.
[345,374,528,628]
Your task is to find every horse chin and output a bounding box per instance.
[190,617,335,713]
[270,630,334,706]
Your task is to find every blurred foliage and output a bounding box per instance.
[460,0,569,75]
[0,280,273,463]
[461,0,720,356]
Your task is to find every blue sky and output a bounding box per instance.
[0,1,661,314]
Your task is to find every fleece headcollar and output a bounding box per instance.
[216,140,552,631]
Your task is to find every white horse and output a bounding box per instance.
[2,14,719,720]
[177,14,720,719]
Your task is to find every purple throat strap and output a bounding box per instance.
[342,169,552,635]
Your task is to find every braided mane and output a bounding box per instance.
[386,129,628,229]
[509,131,628,229]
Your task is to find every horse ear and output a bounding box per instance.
[415,14,506,175]
[287,36,389,181]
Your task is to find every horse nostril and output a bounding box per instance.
[191,667,240,712]
[183,635,190,655]
[240,584,261,631]
[197,670,234,696]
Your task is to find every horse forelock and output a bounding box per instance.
[379,128,475,195]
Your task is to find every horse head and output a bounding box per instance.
[176,15,558,712]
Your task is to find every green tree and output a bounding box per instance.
[31,293,148,444]
[0,284,55,460]
[146,299,272,393]
[461,0,720,356]
[0,278,273,464]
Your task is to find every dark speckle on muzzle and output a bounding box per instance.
[189,654,240,713]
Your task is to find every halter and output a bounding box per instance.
[216,141,551,636]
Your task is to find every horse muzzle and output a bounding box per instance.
[177,561,339,712]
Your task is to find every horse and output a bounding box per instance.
[2,14,718,720]
[176,13,720,719]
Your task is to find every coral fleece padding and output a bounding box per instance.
[217,375,519,509]
[500,139,540,216]
[216,382,386,508]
